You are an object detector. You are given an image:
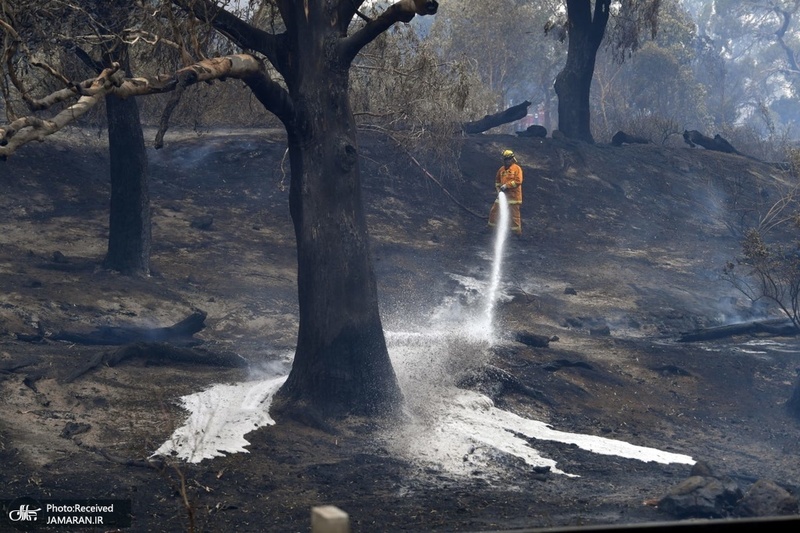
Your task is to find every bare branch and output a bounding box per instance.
[0,64,123,158]
[0,54,289,158]
[338,0,438,66]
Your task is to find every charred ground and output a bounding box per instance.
[1,129,799,532]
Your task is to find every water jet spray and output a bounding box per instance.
[483,191,510,342]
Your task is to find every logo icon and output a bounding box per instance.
[5,498,43,531]
[8,504,41,522]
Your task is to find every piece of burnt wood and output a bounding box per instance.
[515,331,557,348]
[51,310,207,346]
[463,101,531,134]
[611,131,651,146]
[683,130,740,154]
[63,341,248,383]
[678,319,798,342]
[107,342,247,367]
[517,124,547,138]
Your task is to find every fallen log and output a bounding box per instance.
[683,130,739,154]
[678,319,798,342]
[63,341,248,383]
[51,310,207,346]
[462,101,531,135]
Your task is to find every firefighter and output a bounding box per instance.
[488,149,523,235]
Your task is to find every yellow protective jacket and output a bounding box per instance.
[495,162,523,204]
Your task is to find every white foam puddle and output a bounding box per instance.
[153,376,286,462]
[382,325,694,480]
[383,387,694,479]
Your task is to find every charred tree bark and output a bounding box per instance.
[74,40,150,276]
[554,0,610,143]
[462,101,531,134]
[103,52,151,275]
[275,50,402,419]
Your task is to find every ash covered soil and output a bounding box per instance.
[1,128,799,532]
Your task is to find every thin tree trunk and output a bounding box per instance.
[103,51,150,275]
[554,0,610,143]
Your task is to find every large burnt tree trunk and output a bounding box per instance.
[178,0,438,417]
[279,66,402,416]
[103,49,150,275]
[554,0,610,143]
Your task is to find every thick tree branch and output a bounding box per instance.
[0,54,288,158]
[0,64,123,158]
[171,0,288,75]
[338,0,438,66]
[774,6,799,74]
[338,0,369,32]
[242,66,295,128]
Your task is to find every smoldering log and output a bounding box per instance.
[107,342,248,367]
[51,310,207,346]
[463,101,531,134]
[63,341,248,383]
[678,319,798,342]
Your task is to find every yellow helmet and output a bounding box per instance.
[502,149,514,158]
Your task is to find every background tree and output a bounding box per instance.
[551,0,661,143]
[350,20,490,189]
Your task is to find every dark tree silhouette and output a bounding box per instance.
[554,0,611,143]
[553,0,661,143]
